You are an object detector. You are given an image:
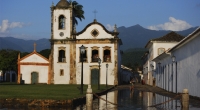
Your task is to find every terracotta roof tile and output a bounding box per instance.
[152,31,185,42]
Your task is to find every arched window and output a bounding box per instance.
[92,50,99,62]
[91,46,100,62]
[103,49,111,62]
[79,50,87,62]
[103,46,111,62]
[58,50,66,62]
[59,15,65,29]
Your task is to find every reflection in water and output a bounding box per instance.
[74,88,200,110]
[1,88,200,110]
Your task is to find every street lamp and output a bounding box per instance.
[106,63,109,88]
[172,55,177,94]
[98,58,101,90]
[172,55,176,63]
[80,45,85,94]
[158,62,161,87]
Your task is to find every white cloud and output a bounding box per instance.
[0,19,25,33]
[148,17,192,31]
[106,24,114,31]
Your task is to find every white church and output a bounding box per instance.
[17,0,122,85]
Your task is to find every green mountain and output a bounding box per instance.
[118,25,198,50]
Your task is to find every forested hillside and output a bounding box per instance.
[121,48,147,71]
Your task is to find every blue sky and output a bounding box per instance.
[0,0,200,40]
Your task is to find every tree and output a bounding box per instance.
[20,52,29,58]
[0,49,19,81]
[39,49,51,59]
[69,0,85,26]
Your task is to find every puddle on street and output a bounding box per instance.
[1,88,200,110]
[74,88,200,110]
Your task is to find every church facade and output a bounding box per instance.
[18,0,122,85]
[49,0,122,85]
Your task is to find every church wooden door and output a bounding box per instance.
[31,72,38,84]
[91,69,99,85]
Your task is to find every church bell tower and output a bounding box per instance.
[51,0,73,39]
[49,0,73,84]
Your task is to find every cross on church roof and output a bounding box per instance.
[34,43,36,52]
[93,10,98,19]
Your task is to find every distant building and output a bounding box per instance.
[120,65,142,84]
[0,70,17,82]
[120,65,134,84]
[142,32,184,86]
[4,71,17,82]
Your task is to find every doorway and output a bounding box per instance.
[31,72,38,84]
[91,69,99,85]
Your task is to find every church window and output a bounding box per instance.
[92,50,99,62]
[103,49,111,62]
[80,50,87,62]
[59,15,65,29]
[158,48,165,55]
[58,50,66,62]
[91,29,99,37]
[91,46,100,62]
[60,69,64,76]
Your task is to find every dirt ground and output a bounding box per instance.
[115,83,200,108]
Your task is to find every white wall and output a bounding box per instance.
[144,42,179,85]
[172,34,200,97]
[53,9,71,39]
[75,44,116,85]
[153,42,177,57]
[21,54,48,63]
[21,65,49,84]
[53,44,70,84]
[154,33,200,97]
[76,24,114,39]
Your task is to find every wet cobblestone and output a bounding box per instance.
[116,83,200,108]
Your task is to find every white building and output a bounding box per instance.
[18,48,50,84]
[4,71,17,82]
[153,27,200,98]
[142,32,184,86]
[18,0,122,85]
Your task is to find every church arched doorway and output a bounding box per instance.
[91,69,99,85]
[31,72,38,84]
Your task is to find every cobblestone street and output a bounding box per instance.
[115,83,200,108]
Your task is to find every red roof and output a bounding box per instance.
[152,31,185,42]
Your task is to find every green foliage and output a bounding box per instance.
[122,48,147,71]
[0,49,20,73]
[0,49,51,75]
[39,49,51,59]
[69,0,85,26]
[20,52,29,58]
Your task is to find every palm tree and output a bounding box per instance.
[69,0,85,26]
